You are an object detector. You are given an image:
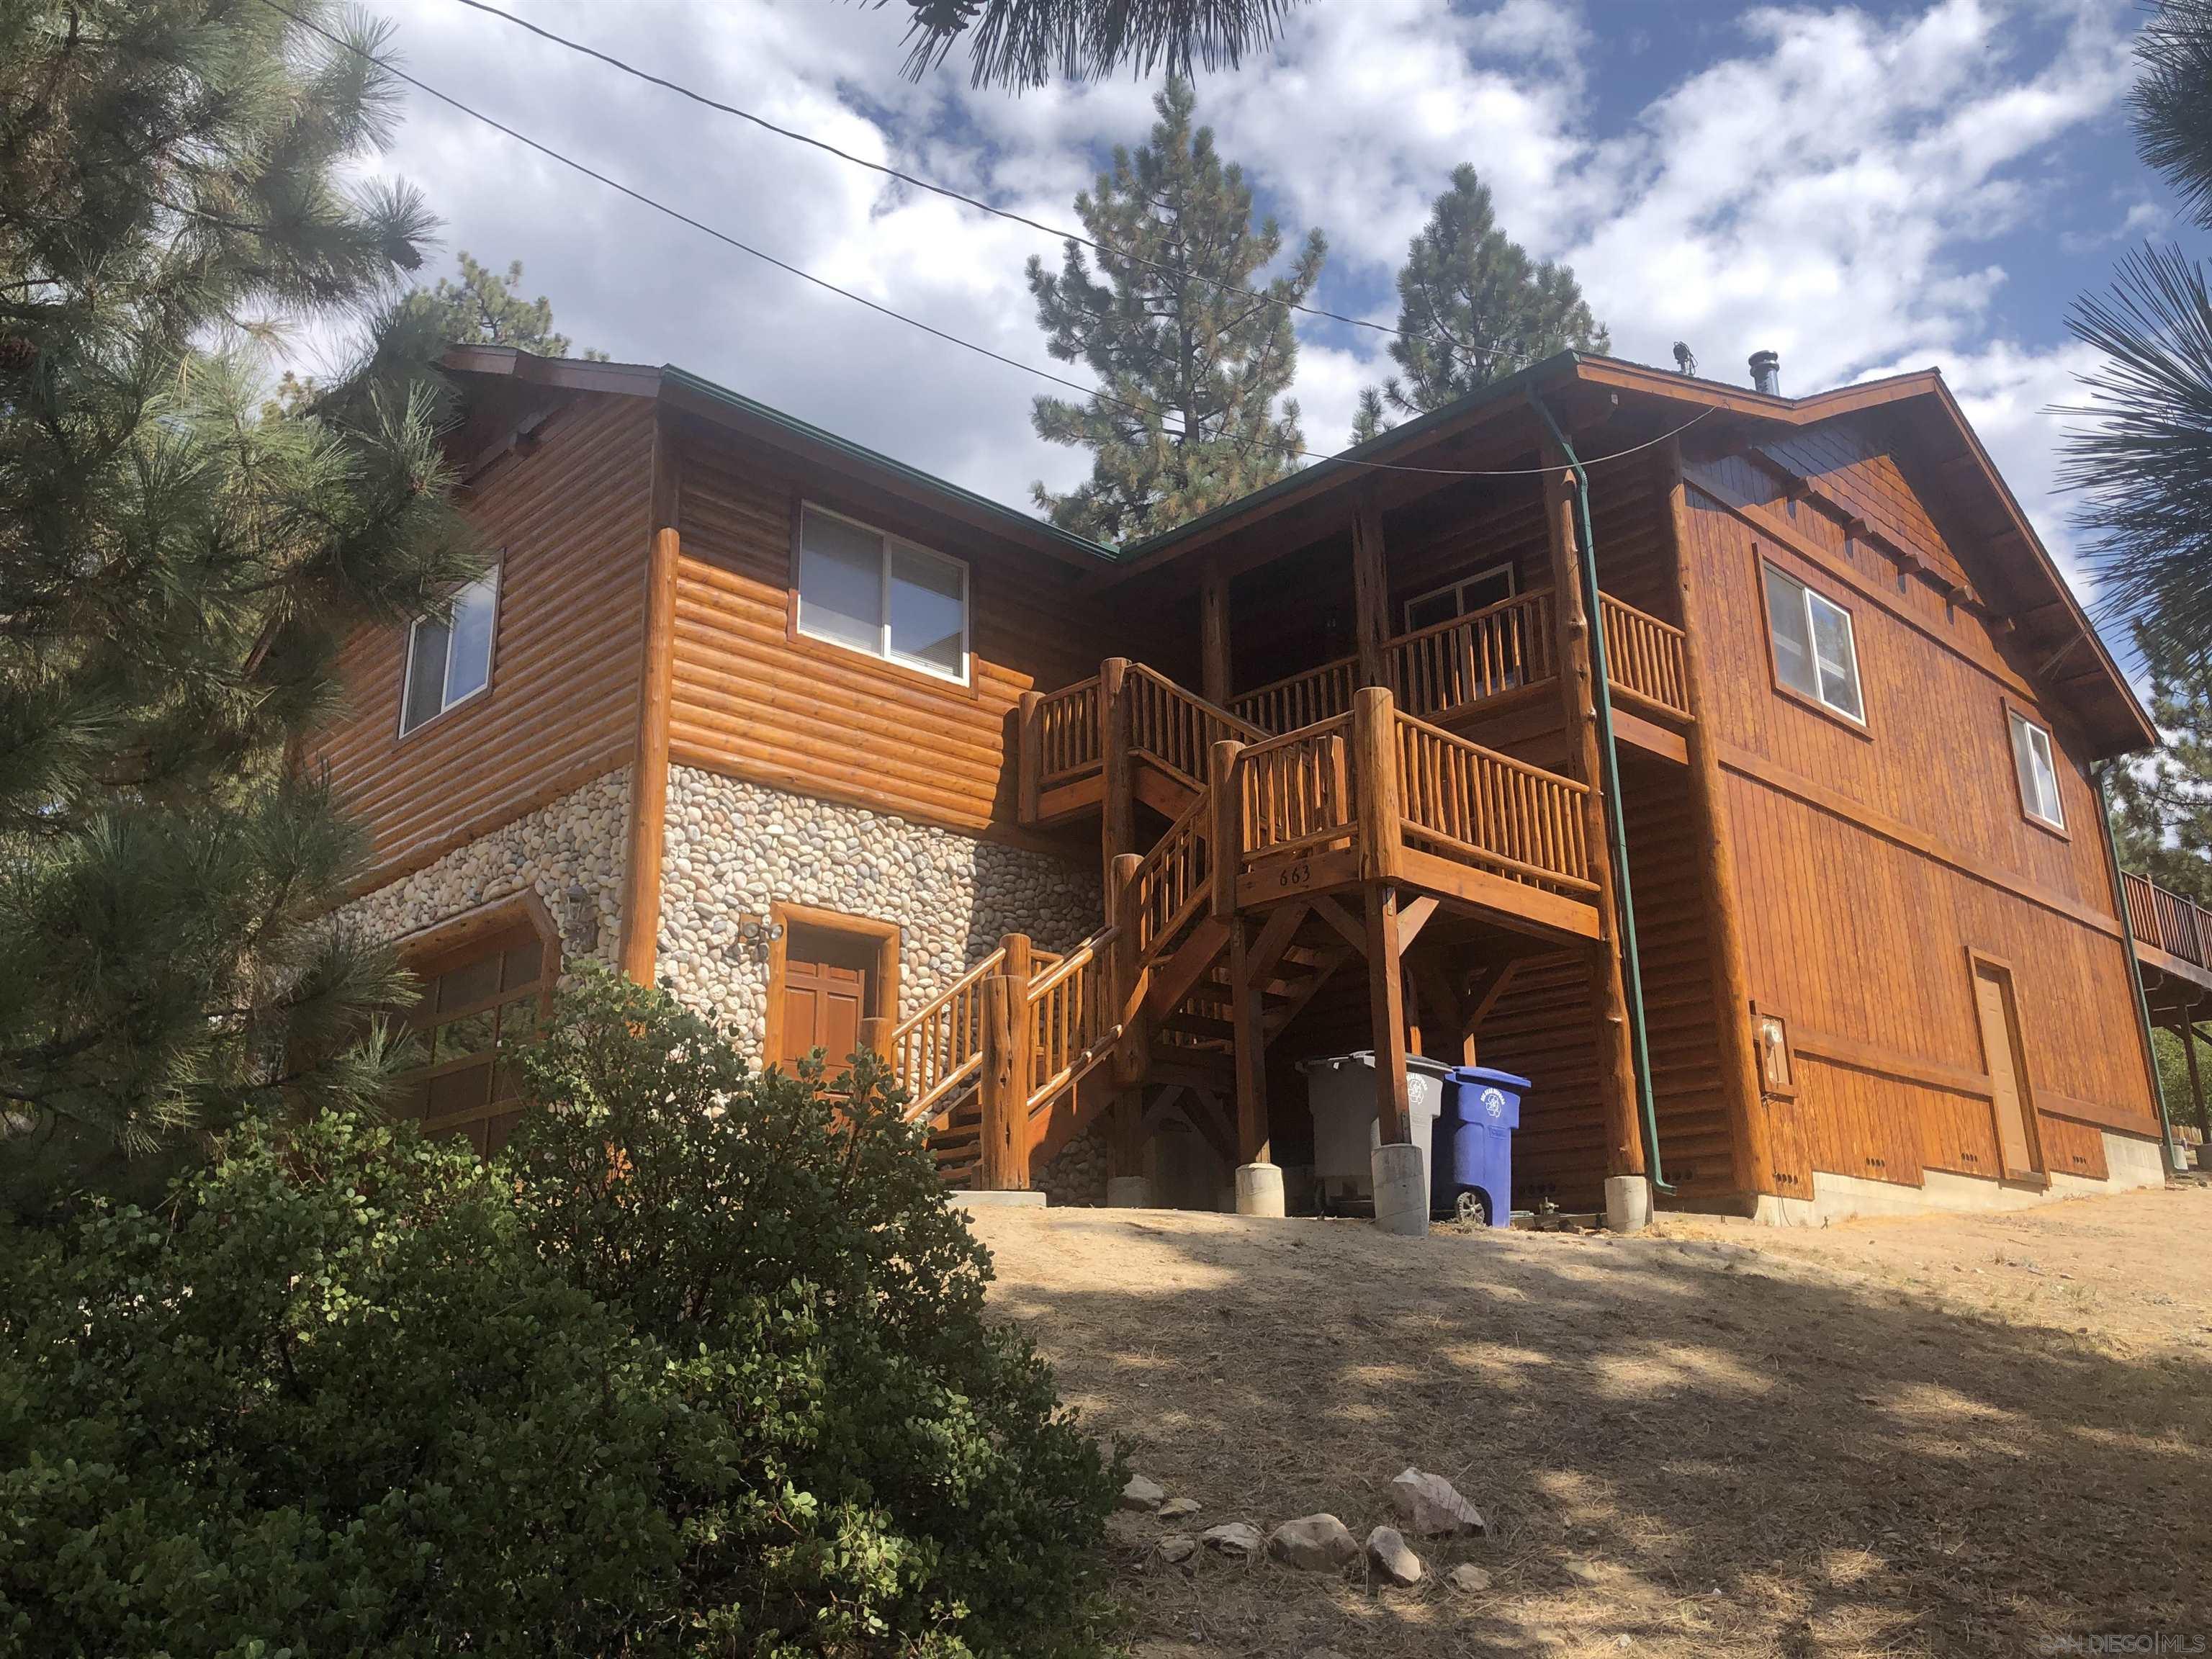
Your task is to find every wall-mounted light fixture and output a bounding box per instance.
[562,882,600,952]
[726,913,785,961]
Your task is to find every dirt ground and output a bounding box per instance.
[967,1181,2212,1658]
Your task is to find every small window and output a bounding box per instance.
[1762,563,1863,723]
[2010,710,2066,831]
[1403,563,1515,634]
[400,569,499,734]
[797,504,968,682]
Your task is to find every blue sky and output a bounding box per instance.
[338,0,2184,632]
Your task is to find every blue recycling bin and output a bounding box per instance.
[1433,1066,1528,1227]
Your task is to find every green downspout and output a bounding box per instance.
[1529,394,1672,1195]
[2095,764,2182,1174]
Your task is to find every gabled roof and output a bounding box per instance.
[441,343,2153,755]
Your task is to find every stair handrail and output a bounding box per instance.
[1231,655,1355,735]
[891,944,1007,1125]
[1123,662,1264,786]
[1024,923,1122,1110]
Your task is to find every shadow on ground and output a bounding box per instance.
[967,1195,2212,1658]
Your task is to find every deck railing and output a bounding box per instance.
[1033,675,1102,788]
[1393,708,1596,896]
[1235,715,1355,865]
[1223,587,1683,738]
[1598,592,1690,717]
[1389,589,1555,722]
[1126,788,1213,960]
[2124,869,2212,967]
[1025,929,1118,1108]
[1126,663,1262,786]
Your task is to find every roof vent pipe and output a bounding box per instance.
[1749,350,1781,395]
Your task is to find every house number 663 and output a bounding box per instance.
[1277,861,1312,889]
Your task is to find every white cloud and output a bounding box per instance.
[329,0,2146,540]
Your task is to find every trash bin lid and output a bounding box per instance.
[1449,1065,1531,1091]
[1350,1048,1456,1080]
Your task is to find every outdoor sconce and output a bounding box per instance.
[562,882,600,953]
[726,914,785,960]
[1753,1010,1794,1098]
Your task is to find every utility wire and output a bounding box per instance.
[444,0,1542,372]
[258,0,1712,481]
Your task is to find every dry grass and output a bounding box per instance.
[968,1182,2212,1658]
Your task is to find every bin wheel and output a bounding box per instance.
[1455,1188,1490,1227]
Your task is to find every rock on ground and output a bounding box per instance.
[1157,1496,1202,1519]
[1267,1514,1362,1572]
[1390,1467,1488,1536]
[1202,1521,1263,1557]
[1446,1563,1493,1594]
[1366,1524,1424,1586]
[1156,1534,1197,1564]
[1120,1473,1165,1512]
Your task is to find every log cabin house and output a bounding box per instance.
[318,343,2183,1227]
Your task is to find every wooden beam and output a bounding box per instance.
[1209,738,1244,917]
[620,522,680,984]
[1664,439,1773,1198]
[1397,893,1440,950]
[1309,891,1370,954]
[1352,491,1390,690]
[1246,899,1313,986]
[1230,919,1269,1163]
[1264,943,1356,1041]
[1200,562,1233,709]
[1352,685,1403,882]
[1541,450,1643,1180]
[1410,951,1470,1064]
[1364,884,1413,1145]
[1467,959,1522,1028]
[1100,657,1133,890]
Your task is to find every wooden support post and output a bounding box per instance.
[977,932,1035,1192]
[1209,738,1243,917]
[1016,688,1043,824]
[1200,562,1233,709]
[2186,1017,2206,1145]
[1229,919,1270,1164]
[1542,451,1645,1179]
[2194,1018,2212,1141]
[1101,657,1133,888]
[1352,491,1390,691]
[858,1015,891,1064]
[1365,882,1413,1146]
[1107,1087,1148,1179]
[1662,440,1773,1201]
[620,522,680,986]
[1351,685,1403,882]
[1109,851,1146,1084]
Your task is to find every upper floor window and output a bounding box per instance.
[1761,562,1863,724]
[797,503,968,683]
[2009,709,2066,832]
[1404,563,1514,633]
[400,568,499,735]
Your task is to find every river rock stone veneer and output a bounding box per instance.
[338,769,630,975]
[656,767,1102,1051]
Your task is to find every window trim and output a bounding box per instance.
[1402,562,1516,634]
[793,500,972,687]
[1756,556,1869,735]
[761,902,902,1070]
[2005,704,2069,838]
[397,562,502,739]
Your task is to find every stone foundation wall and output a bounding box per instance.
[655,767,1101,1053]
[338,769,630,975]
[1034,1128,1107,1207]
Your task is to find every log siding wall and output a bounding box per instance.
[320,393,657,884]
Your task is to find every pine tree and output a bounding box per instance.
[405,251,606,359]
[2062,1,2212,654]
[1352,165,1607,444]
[1027,78,1324,544]
[0,0,479,1213]
[2107,624,2212,905]
[886,0,1305,91]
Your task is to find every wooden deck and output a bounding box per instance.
[2121,869,2212,1015]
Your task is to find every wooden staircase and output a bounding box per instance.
[887,658,1614,1195]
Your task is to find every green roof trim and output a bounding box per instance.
[659,364,1122,565]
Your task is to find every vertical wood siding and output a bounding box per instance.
[667,434,1100,835]
[1681,435,2158,1183]
[319,394,657,884]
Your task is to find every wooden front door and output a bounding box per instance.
[1972,960,2041,1181]
[775,924,879,1069]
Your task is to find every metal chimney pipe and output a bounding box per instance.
[1749,350,1781,395]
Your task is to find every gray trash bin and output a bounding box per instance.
[1298,1051,1452,1210]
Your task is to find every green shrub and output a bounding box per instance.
[0,971,1118,1656]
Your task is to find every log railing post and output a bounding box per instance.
[1109,851,1146,1083]
[1209,738,1243,917]
[1100,657,1133,889]
[976,932,1035,1192]
[1352,685,1403,883]
[1016,688,1043,824]
[1352,490,1390,691]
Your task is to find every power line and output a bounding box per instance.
[442,0,1543,372]
[257,0,1711,482]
